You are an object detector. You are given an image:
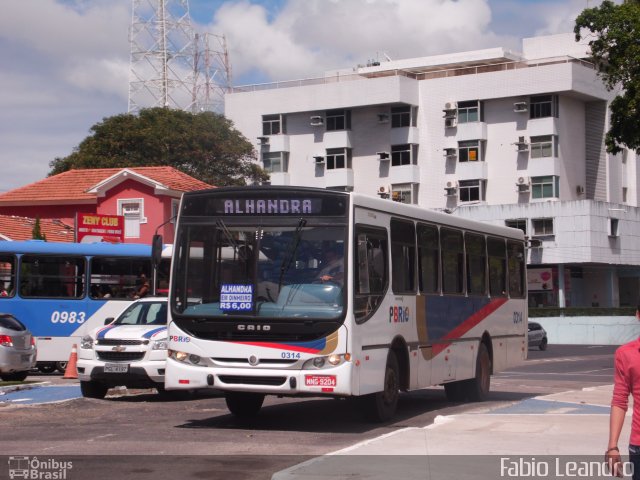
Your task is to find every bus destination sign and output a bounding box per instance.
[222,198,317,215]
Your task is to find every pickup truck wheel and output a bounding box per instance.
[80,381,109,399]
[37,363,56,374]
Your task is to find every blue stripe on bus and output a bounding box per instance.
[423,295,494,342]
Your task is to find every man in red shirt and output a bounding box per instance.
[607,306,640,478]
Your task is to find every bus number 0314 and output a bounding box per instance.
[51,311,86,324]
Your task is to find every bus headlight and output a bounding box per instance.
[80,335,94,349]
[169,350,203,366]
[303,353,351,370]
[152,338,168,350]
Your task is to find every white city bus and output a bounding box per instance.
[164,186,527,421]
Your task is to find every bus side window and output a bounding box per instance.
[441,228,464,294]
[390,218,416,294]
[0,254,16,298]
[487,237,507,297]
[508,241,526,298]
[465,233,487,296]
[354,226,388,323]
[417,223,439,294]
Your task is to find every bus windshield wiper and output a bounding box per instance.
[215,219,246,261]
[278,218,307,290]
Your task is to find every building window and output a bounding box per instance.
[391,106,416,128]
[609,218,619,237]
[459,179,485,203]
[623,187,628,203]
[262,151,289,173]
[262,114,284,135]
[326,109,351,131]
[530,135,556,158]
[391,144,418,166]
[391,183,416,204]
[457,100,481,123]
[532,218,554,236]
[505,219,527,236]
[529,94,558,119]
[531,176,559,199]
[118,199,146,239]
[458,140,482,162]
[326,148,351,170]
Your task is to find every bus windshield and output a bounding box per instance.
[173,222,346,320]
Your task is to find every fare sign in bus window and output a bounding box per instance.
[220,284,253,311]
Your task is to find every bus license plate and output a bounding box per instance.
[104,363,129,373]
[305,375,336,387]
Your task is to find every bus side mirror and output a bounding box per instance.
[151,234,163,266]
[104,317,114,325]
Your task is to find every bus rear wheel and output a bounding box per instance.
[80,381,109,399]
[225,392,265,417]
[364,351,399,422]
[464,343,491,401]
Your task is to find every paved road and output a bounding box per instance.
[0,344,618,480]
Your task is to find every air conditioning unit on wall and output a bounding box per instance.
[514,136,529,152]
[513,101,528,113]
[377,151,390,160]
[516,176,530,193]
[310,115,324,126]
[444,181,458,196]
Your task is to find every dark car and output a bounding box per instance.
[528,321,548,350]
[0,313,37,381]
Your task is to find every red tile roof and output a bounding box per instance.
[0,167,213,204]
[0,215,74,242]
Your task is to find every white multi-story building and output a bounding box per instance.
[225,33,640,309]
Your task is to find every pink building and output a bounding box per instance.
[0,167,213,243]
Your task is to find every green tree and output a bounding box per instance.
[32,217,47,241]
[49,108,268,186]
[574,0,640,154]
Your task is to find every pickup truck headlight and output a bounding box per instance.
[80,335,94,349]
[152,338,168,350]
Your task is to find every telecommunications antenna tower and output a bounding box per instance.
[193,33,232,113]
[128,0,196,113]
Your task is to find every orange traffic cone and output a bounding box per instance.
[62,344,78,379]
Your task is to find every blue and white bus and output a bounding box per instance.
[0,241,170,373]
[164,186,528,421]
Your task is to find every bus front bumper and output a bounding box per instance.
[164,357,353,396]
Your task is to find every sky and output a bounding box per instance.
[0,0,598,193]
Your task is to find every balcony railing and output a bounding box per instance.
[229,56,595,94]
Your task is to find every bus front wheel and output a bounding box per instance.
[225,392,265,417]
[364,352,399,422]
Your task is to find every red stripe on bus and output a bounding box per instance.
[231,341,321,354]
[432,298,508,356]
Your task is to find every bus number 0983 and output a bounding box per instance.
[51,311,86,324]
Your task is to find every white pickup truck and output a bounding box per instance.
[77,297,168,399]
